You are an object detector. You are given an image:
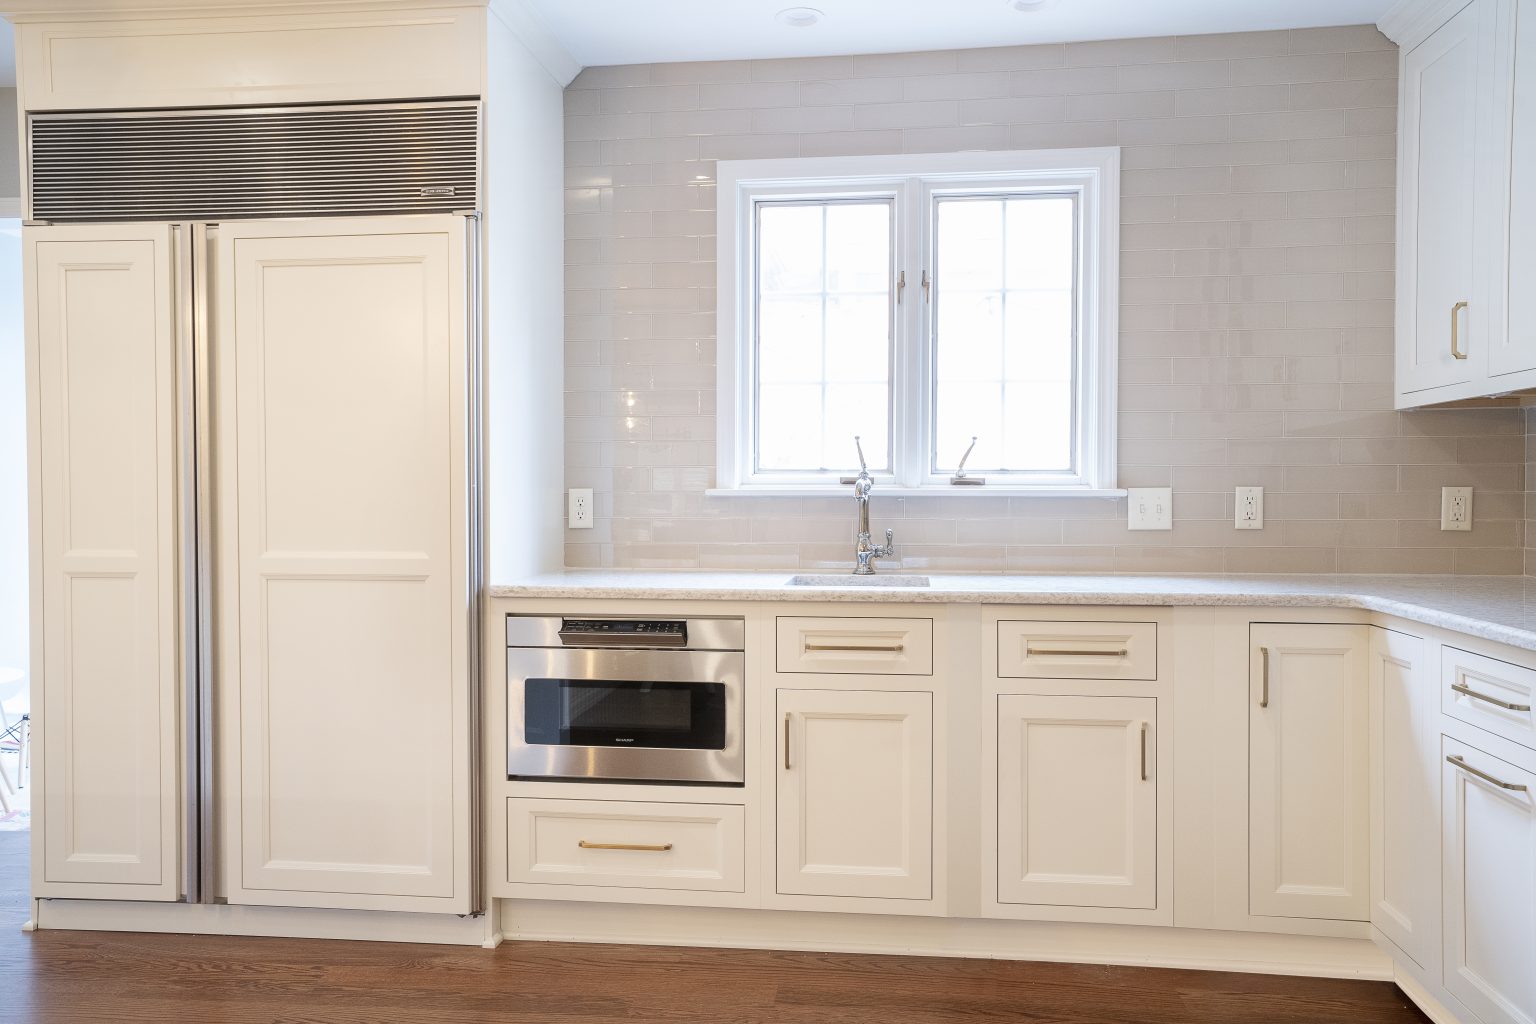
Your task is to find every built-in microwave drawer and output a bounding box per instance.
[1442,646,1536,752]
[506,798,746,892]
[996,620,1158,681]
[775,616,933,676]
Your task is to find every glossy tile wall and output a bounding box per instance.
[564,25,1528,575]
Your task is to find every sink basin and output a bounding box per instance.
[787,574,931,588]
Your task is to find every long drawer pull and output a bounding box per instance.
[1259,646,1271,709]
[804,643,905,653]
[1446,755,1528,793]
[1140,722,1149,782]
[1027,646,1129,658]
[1451,682,1532,713]
[784,713,792,771]
[578,840,674,852]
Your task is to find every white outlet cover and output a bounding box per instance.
[1235,485,1264,530]
[1441,486,1472,532]
[1127,487,1173,531]
[568,487,595,530]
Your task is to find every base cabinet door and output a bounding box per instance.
[1250,623,1370,921]
[1369,628,1439,969]
[776,688,932,901]
[996,695,1156,910]
[1443,737,1536,1024]
[214,216,472,913]
[27,225,182,902]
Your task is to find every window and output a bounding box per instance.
[716,149,1119,495]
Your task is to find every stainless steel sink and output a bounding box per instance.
[787,574,931,587]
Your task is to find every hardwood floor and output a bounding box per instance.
[0,832,1429,1024]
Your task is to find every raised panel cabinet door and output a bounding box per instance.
[1442,737,1536,1024]
[1492,0,1536,376]
[996,695,1157,910]
[213,216,472,913]
[776,689,932,900]
[1397,0,1484,394]
[1250,623,1370,921]
[27,224,181,900]
[1368,628,1438,970]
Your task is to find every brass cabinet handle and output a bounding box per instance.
[1451,300,1470,360]
[1447,755,1528,793]
[804,643,905,653]
[1451,682,1532,713]
[1027,646,1129,658]
[577,841,673,852]
[1140,722,1149,782]
[1259,646,1271,708]
[783,712,791,771]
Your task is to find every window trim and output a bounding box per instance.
[714,147,1121,497]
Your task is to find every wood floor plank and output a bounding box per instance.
[0,833,1430,1024]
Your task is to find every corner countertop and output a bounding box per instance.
[488,572,1536,653]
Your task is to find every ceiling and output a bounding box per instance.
[524,0,1395,68]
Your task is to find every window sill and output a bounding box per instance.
[705,486,1128,499]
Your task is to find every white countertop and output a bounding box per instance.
[489,572,1536,652]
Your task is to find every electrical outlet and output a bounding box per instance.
[1441,486,1473,532]
[1235,486,1264,530]
[1127,487,1173,531]
[567,488,594,530]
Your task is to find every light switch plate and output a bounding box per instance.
[568,488,594,529]
[1235,486,1264,530]
[1441,486,1472,531]
[1127,487,1173,531]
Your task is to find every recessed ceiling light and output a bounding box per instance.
[1005,0,1055,10]
[776,7,825,28]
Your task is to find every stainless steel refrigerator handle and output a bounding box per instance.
[192,223,217,904]
[171,222,199,904]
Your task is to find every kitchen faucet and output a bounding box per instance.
[841,436,895,575]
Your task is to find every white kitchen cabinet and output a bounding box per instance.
[1489,0,1536,378]
[26,224,182,901]
[215,217,474,912]
[776,688,933,901]
[1396,0,1487,397]
[1249,623,1369,921]
[995,694,1157,910]
[1442,737,1536,1024]
[1369,628,1439,969]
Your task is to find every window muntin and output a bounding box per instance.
[754,199,894,474]
[931,192,1078,475]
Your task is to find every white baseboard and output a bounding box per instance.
[37,897,493,946]
[1395,966,1474,1024]
[499,899,1394,981]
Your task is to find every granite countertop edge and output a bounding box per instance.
[486,572,1536,653]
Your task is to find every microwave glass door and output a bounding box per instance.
[523,678,727,750]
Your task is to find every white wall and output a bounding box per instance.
[484,7,567,579]
[0,87,24,682]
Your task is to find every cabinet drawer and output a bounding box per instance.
[997,621,1157,681]
[1442,647,1536,752]
[776,616,933,676]
[506,798,745,892]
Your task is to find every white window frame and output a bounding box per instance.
[714,148,1121,497]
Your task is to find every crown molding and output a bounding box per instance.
[1,0,485,21]
[1378,0,1464,47]
[487,0,580,87]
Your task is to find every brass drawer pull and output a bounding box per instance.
[578,840,674,852]
[1140,722,1150,782]
[1026,646,1129,657]
[783,713,792,771]
[1259,646,1271,708]
[1451,300,1469,360]
[804,643,905,653]
[1447,755,1528,793]
[1451,682,1532,713]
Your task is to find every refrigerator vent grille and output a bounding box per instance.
[28,101,480,222]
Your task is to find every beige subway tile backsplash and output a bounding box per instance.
[563,24,1529,575]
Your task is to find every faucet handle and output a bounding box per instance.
[881,528,895,556]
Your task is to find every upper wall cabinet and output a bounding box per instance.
[1391,0,1536,405]
[10,6,485,111]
